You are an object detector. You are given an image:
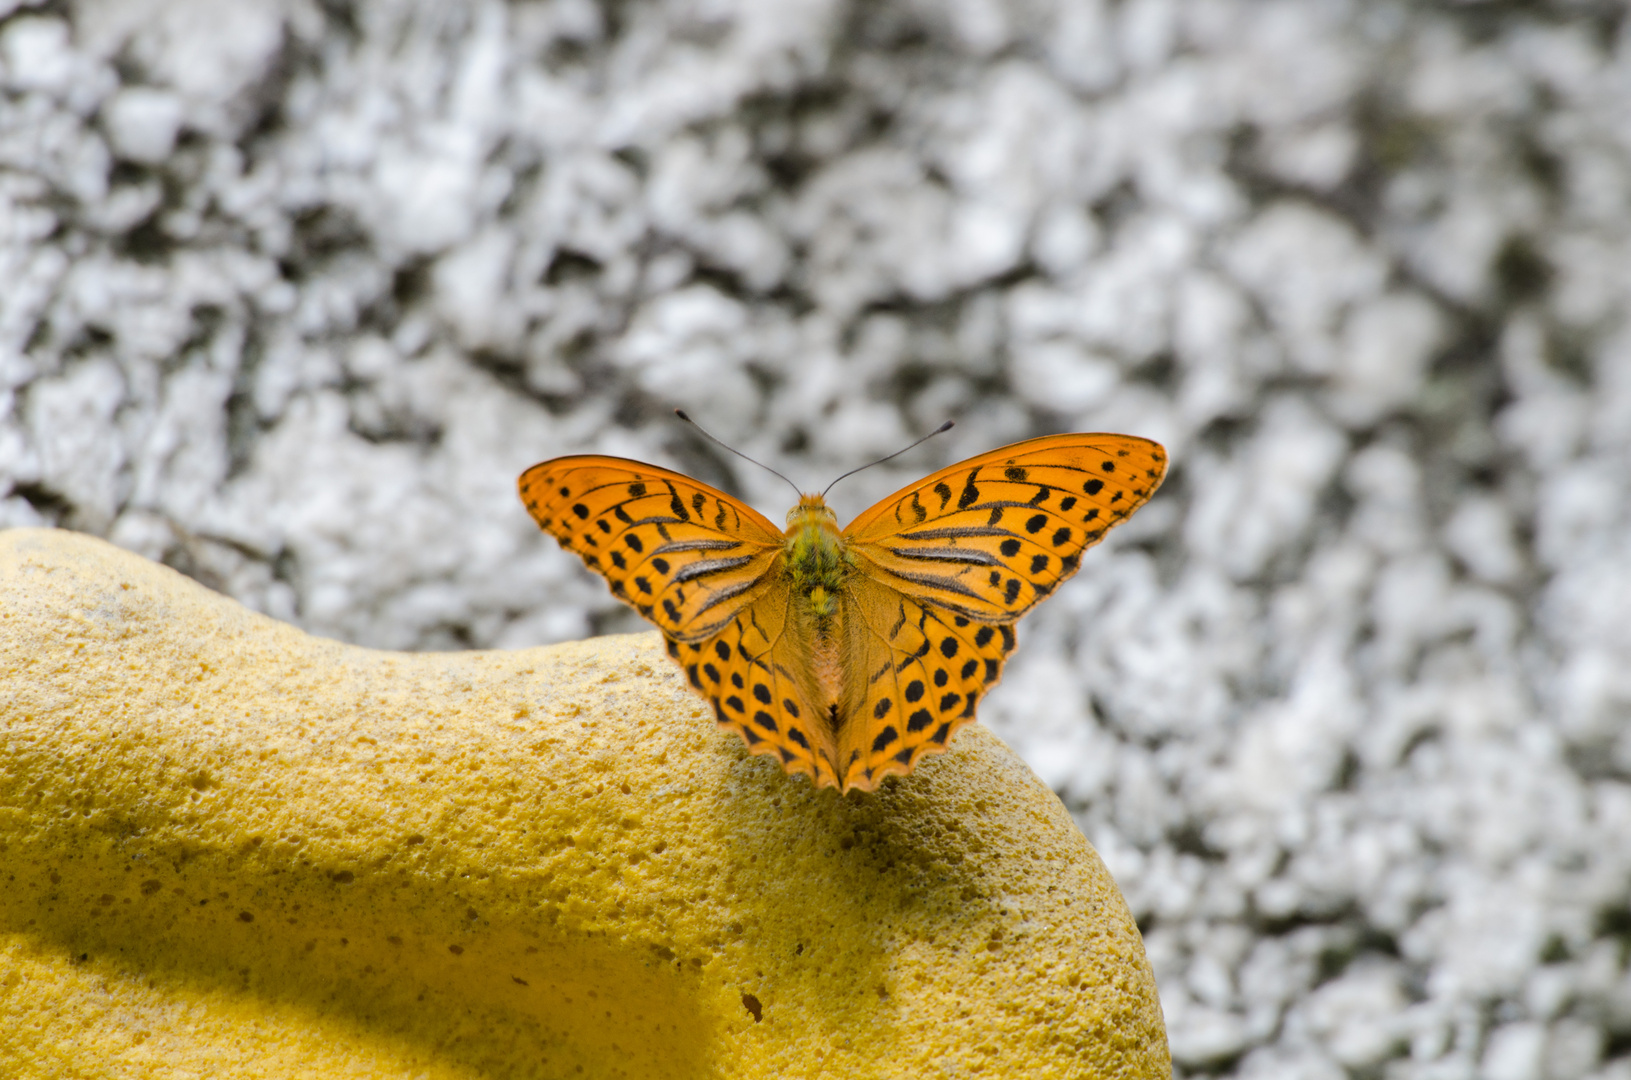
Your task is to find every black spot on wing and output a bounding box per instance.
[958,471,980,509]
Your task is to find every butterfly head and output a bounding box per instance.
[786,493,838,529]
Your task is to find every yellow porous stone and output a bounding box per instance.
[0,527,1168,1079]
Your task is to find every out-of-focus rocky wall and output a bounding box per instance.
[3,1,1630,1076]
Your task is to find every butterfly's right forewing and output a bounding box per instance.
[519,456,785,641]
[843,434,1168,623]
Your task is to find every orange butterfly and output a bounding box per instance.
[519,427,1167,793]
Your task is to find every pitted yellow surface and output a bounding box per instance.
[0,527,1169,1079]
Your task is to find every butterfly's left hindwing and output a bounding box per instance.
[519,456,784,641]
[661,582,841,790]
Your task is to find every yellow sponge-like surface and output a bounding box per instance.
[0,527,1168,1079]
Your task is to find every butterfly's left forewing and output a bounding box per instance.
[519,455,784,641]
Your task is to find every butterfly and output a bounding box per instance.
[519,428,1167,793]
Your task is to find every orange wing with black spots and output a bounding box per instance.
[843,433,1167,622]
[660,581,841,789]
[831,585,1017,791]
[831,433,1167,788]
[519,455,783,641]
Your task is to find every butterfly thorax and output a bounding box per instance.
[783,494,850,626]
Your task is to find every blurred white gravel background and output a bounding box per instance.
[4,0,1631,1076]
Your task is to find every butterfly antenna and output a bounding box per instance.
[674,409,803,498]
[822,420,955,498]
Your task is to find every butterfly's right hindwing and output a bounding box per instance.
[519,456,784,641]
[837,584,1016,791]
